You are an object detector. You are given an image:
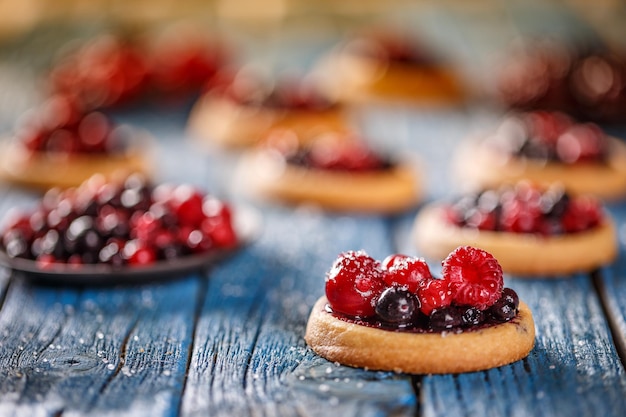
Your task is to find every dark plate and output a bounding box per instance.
[0,205,262,285]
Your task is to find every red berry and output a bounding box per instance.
[325,250,385,318]
[308,136,384,171]
[562,196,602,233]
[442,246,503,310]
[382,255,431,293]
[201,218,237,248]
[123,240,157,265]
[417,278,452,316]
[171,185,205,227]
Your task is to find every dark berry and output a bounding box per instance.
[429,307,463,331]
[374,287,419,326]
[461,306,485,327]
[489,288,520,322]
[325,250,386,318]
[442,246,503,310]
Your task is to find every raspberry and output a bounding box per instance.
[442,246,503,310]
[382,255,431,293]
[417,278,452,316]
[325,250,385,318]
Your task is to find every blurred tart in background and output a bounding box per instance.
[315,29,465,105]
[0,94,151,189]
[188,69,349,148]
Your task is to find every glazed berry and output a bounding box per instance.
[417,278,452,316]
[489,288,520,322]
[325,250,385,318]
[382,255,431,293]
[442,246,503,310]
[375,287,419,326]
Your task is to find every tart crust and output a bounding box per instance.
[305,296,535,374]
[413,203,617,276]
[454,136,626,200]
[236,150,421,213]
[187,95,348,148]
[317,53,465,105]
[0,141,151,190]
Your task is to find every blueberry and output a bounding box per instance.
[375,287,419,326]
[461,307,485,327]
[429,307,463,331]
[489,288,519,322]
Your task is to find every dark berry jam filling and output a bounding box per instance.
[488,111,609,164]
[0,174,238,268]
[444,182,603,234]
[324,247,517,334]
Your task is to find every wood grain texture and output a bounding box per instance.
[181,208,417,417]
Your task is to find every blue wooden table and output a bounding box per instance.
[1,2,626,416]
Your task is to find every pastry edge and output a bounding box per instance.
[305,296,535,374]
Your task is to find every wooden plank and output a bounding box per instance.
[181,207,417,416]
[0,275,201,416]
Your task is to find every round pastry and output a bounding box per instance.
[0,173,238,268]
[0,95,151,190]
[236,130,421,213]
[188,70,349,148]
[496,42,626,122]
[316,30,465,105]
[305,247,535,374]
[413,181,617,276]
[455,111,626,200]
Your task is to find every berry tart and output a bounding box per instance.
[188,69,349,148]
[315,30,465,105]
[412,181,617,276]
[236,130,421,213]
[0,95,151,190]
[455,111,626,200]
[496,43,626,123]
[0,173,245,281]
[305,247,535,374]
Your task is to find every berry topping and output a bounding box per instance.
[0,174,238,268]
[325,250,385,317]
[417,278,452,316]
[382,254,432,292]
[374,287,419,326]
[489,288,520,322]
[325,247,517,333]
[441,246,504,310]
[275,132,391,172]
[210,70,335,110]
[14,95,127,156]
[445,182,603,235]
[490,111,609,164]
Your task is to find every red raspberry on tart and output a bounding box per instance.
[0,174,238,270]
[0,95,151,189]
[305,247,535,374]
[236,130,422,213]
[314,29,465,105]
[413,181,617,276]
[187,69,349,148]
[455,111,626,200]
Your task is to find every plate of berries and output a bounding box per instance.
[0,174,262,284]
